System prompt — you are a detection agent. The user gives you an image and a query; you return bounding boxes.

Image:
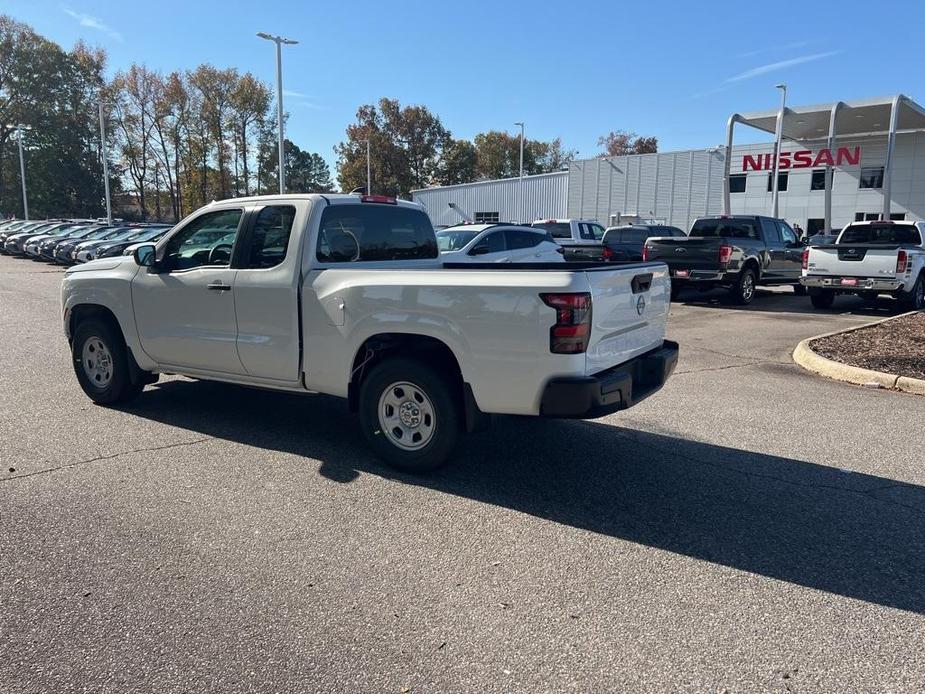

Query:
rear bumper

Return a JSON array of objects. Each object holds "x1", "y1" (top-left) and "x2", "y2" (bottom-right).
[
  {"x1": 800, "y1": 275, "x2": 903, "y2": 291},
  {"x1": 540, "y1": 340, "x2": 679, "y2": 418},
  {"x1": 669, "y1": 269, "x2": 728, "y2": 282}
]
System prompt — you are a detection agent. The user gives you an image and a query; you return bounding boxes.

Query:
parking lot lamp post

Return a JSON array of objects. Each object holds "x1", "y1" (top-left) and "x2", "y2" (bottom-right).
[
  {"x1": 15, "y1": 125, "x2": 29, "y2": 220},
  {"x1": 366, "y1": 138, "x2": 372, "y2": 194},
  {"x1": 99, "y1": 100, "x2": 112, "y2": 224},
  {"x1": 257, "y1": 32, "x2": 299, "y2": 195},
  {"x1": 515, "y1": 122, "x2": 524, "y2": 222},
  {"x1": 771, "y1": 83, "x2": 787, "y2": 218}
]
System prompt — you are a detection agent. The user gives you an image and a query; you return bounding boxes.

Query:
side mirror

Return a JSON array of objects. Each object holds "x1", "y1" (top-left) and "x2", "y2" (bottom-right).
[
  {"x1": 470, "y1": 243, "x2": 490, "y2": 256},
  {"x1": 133, "y1": 243, "x2": 157, "y2": 267}
]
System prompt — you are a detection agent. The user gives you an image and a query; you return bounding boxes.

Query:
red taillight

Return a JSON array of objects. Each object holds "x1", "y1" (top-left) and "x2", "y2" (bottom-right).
[
  {"x1": 897, "y1": 249, "x2": 908, "y2": 274},
  {"x1": 718, "y1": 244, "x2": 733, "y2": 265},
  {"x1": 801, "y1": 248, "x2": 810, "y2": 270},
  {"x1": 540, "y1": 292, "x2": 592, "y2": 354},
  {"x1": 641, "y1": 245, "x2": 649, "y2": 262},
  {"x1": 602, "y1": 246, "x2": 615, "y2": 261},
  {"x1": 360, "y1": 194, "x2": 397, "y2": 204}
]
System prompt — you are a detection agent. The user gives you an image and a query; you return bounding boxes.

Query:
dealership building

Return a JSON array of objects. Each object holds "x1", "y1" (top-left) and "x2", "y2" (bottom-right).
[{"x1": 413, "y1": 95, "x2": 925, "y2": 235}]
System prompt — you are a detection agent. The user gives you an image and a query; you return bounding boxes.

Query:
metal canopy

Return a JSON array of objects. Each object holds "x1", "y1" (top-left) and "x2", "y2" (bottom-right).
[
  {"x1": 723, "y1": 94, "x2": 925, "y2": 229},
  {"x1": 736, "y1": 95, "x2": 925, "y2": 140}
]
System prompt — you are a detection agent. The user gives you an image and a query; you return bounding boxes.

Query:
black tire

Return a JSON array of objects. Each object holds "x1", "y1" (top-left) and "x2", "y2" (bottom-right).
[
  {"x1": 72, "y1": 318, "x2": 145, "y2": 405},
  {"x1": 809, "y1": 289, "x2": 836, "y2": 310},
  {"x1": 899, "y1": 274, "x2": 925, "y2": 311},
  {"x1": 793, "y1": 283, "x2": 808, "y2": 296},
  {"x1": 730, "y1": 267, "x2": 757, "y2": 305},
  {"x1": 358, "y1": 357, "x2": 461, "y2": 473}
]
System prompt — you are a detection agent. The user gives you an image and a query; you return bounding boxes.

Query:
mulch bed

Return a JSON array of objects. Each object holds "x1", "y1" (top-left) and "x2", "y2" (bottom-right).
[{"x1": 811, "y1": 312, "x2": 925, "y2": 380}]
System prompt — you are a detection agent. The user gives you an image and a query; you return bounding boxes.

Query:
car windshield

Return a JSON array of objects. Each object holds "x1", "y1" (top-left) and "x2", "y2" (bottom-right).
[
  {"x1": 839, "y1": 224, "x2": 922, "y2": 245},
  {"x1": 690, "y1": 219, "x2": 759, "y2": 240},
  {"x1": 436, "y1": 229, "x2": 479, "y2": 252},
  {"x1": 532, "y1": 222, "x2": 572, "y2": 239}
]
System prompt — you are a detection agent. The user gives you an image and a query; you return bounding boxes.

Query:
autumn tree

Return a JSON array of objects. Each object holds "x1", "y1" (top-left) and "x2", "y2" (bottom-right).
[
  {"x1": 434, "y1": 139, "x2": 477, "y2": 186},
  {"x1": 598, "y1": 130, "x2": 658, "y2": 157},
  {"x1": 229, "y1": 73, "x2": 270, "y2": 197}
]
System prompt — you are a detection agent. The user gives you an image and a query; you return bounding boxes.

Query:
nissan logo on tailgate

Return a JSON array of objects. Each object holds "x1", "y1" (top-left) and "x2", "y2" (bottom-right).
[
  {"x1": 636, "y1": 295, "x2": 646, "y2": 315},
  {"x1": 675, "y1": 247, "x2": 687, "y2": 253}
]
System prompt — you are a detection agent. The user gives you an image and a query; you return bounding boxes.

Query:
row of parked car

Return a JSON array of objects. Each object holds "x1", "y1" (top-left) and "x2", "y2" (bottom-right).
[
  {"x1": 0, "y1": 218, "x2": 172, "y2": 264},
  {"x1": 434, "y1": 214, "x2": 925, "y2": 310}
]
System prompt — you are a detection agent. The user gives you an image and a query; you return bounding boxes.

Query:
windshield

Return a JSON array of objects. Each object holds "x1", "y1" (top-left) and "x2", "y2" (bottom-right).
[
  {"x1": 532, "y1": 222, "x2": 572, "y2": 239},
  {"x1": 436, "y1": 229, "x2": 479, "y2": 252},
  {"x1": 839, "y1": 224, "x2": 922, "y2": 245},
  {"x1": 690, "y1": 218, "x2": 759, "y2": 240}
]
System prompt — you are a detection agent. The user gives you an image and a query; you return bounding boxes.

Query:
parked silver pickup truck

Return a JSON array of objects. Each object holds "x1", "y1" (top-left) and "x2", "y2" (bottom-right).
[{"x1": 800, "y1": 220, "x2": 925, "y2": 310}]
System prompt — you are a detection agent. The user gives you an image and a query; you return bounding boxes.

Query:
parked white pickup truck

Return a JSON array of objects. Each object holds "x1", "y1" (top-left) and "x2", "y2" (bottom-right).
[
  {"x1": 801, "y1": 220, "x2": 925, "y2": 310},
  {"x1": 62, "y1": 194, "x2": 678, "y2": 472}
]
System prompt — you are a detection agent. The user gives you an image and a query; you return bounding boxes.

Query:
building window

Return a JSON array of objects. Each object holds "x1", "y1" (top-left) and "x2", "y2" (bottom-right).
[
  {"x1": 859, "y1": 166, "x2": 884, "y2": 189},
  {"x1": 890, "y1": 213, "x2": 906, "y2": 221},
  {"x1": 474, "y1": 211, "x2": 500, "y2": 223},
  {"x1": 855, "y1": 212, "x2": 906, "y2": 222},
  {"x1": 810, "y1": 170, "x2": 826, "y2": 191},
  {"x1": 767, "y1": 171, "x2": 788, "y2": 192},
  {"x1": 807, "y1": 218, "x2": 825, "y2": 234},
  {"x1": 729, "y1": 174, "x2": 746, "y2": 193}
]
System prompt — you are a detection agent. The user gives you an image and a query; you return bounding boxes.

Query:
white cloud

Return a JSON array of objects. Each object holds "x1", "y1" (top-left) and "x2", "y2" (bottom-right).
[
  {"x1": 61, "y1": 7, "x2": 124, "y2": 43},
  {"x1": 282, "y1": 89, "x2": 308, "y2": 98},
  {"x1": 725, "y1": 51, "x2": 840, "y2": 83},
  {"x1": 737, "y1": 40, "x2": 809, "y2": 59}
]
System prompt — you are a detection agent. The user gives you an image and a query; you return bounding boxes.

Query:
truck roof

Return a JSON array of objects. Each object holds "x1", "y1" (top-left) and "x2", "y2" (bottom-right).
[{"x1": 204, "y1": 193, "x2": 424, "y2": 211}]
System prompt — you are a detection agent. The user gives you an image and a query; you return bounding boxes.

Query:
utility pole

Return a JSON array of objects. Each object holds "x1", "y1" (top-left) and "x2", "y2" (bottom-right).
[
  {"x1": 16, "y1": 126, "x2": 29, "y2": 220},
  {"x1": 515, "y1": 122, "x2": 525, "y2": 222}
]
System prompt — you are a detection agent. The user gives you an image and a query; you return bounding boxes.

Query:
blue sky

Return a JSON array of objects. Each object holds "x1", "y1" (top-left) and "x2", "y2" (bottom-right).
[{"x1": 7, "y1": 0, "x2": 925, "y2": 172}]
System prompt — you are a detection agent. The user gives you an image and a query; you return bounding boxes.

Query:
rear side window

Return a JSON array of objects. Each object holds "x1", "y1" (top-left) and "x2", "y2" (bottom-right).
[
  {"x1": 839, "y1": 224, "x2": 922, "y2": 245},
  {"x1": 505, "y1": 229, "x2": 543, "y2": 249},
  {"x1": 316, "y1": 204, "x2": 438, "y2": 262},
  {"x1": 532, "y1": 222, "x2": 572, "y2": 239},
  {"x1": 243, "y1": 205, "x2": 296, "y2": 269},
  {"x1": 691, "y1": 219, "x2": 759, "y2": 240},
  {"x1": 620, "y1": 228, "x2": 649, "y2": 244}
]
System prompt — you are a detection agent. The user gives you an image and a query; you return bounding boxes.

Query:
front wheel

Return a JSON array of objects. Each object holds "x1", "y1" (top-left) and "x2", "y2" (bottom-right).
[
  {"x1": 72, "y1": 319, "x2": 145, "y2": 405},
  {"x1": 730, "y1": 268, "x2": 757, "y2": 305},
  {"x1": 358, "y1": 358, "x2": 461, "y2": 473},
  {"x1": 809, "y1": 289, "x2": 836, "y2": 309}
]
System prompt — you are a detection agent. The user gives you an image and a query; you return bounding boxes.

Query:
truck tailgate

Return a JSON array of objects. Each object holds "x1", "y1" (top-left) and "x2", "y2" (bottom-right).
[
  {"x1": 807, "y1": 245, "x2": 900, "y2": 278},
  {"x1": 584, "y1": 263, "x2": 670, "y2": 376},
  {"x1": 645, "y1": 237, "x2": 722, "y2": 271}
]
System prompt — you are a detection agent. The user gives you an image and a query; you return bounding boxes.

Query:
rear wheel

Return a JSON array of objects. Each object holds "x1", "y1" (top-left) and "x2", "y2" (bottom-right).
[
  {"x1": 899, "y1": 274, "x2": 924, "y2": 311},
  {"x1": 809, "y1": 289, "x2": 836, "y2": 310},
  {"x1": 793, "y1": 283, "x2": 807, "y2": 296},
  {"x1": 730, "y1": 267, "x2": 757, "y2": 305},
  {"x1": 72, "y1": 319, "x2": 145, "y2": 405},
  {"x1": 358, "y1": 358, "x2": 461, "y2": 473}
]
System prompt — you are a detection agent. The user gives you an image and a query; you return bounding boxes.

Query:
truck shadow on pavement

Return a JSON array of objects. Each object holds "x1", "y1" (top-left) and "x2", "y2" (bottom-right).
[
  {"x1": 121, "y1": 379, "x2": 925, "y2": 615},
  {"x1": 675, "y1": 288, "x2": 902, "y2": 317}
]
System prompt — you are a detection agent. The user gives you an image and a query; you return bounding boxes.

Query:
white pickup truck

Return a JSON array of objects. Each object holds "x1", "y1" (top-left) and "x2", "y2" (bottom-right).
[
  {"x1": 62, "y1": 194, "x2": 678, "y2": 472},
  {"x1": 801, "y1": 220, "x2": 925, "y2": 310}
]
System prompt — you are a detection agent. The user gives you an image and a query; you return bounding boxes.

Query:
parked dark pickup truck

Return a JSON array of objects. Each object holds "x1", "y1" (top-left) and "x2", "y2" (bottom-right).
[
  {"x1": 563, "y1": 224, "x2": 686, "y2": 262},
  {"x1": 643, "y1": 215, "x2": 805, "y2": 304}
]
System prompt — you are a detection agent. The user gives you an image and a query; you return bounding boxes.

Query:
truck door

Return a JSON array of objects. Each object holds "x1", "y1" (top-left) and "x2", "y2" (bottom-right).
[
  {"x1": 231, "y1": 204, "x2": 302, "y2": 383},
  {"x1": 775, "y1": 220, "x2": 804, "y2": 280},
  {"x1": 760, "y1": 217, "x2": 786, "y2": 280},
  {"x1": 132, "y1": 208, "x2": 246, "y2": 374}
]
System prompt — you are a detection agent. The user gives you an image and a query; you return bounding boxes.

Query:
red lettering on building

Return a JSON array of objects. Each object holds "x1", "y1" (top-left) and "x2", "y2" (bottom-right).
[{"x1": 740, "y1": 147, "x2": 862, "y2": 171}]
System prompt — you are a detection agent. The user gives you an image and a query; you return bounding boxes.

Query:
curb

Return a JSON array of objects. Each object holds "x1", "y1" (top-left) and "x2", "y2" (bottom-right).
[{"x1": 792, "y1": 311, "x2": 925, "y2": 395}]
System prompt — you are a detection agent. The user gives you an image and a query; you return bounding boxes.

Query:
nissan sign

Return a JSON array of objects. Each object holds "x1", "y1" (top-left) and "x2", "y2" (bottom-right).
[{"x1": 742, "y1": 146, "x2": 861, "y2": 171}]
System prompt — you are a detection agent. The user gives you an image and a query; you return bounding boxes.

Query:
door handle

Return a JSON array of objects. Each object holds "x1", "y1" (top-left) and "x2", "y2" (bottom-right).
[{"x1": 207, "y1": 281, "x2": 232, "y2": 291}]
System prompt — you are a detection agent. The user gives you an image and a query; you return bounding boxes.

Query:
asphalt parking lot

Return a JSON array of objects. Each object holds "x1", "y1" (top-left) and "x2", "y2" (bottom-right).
[{"x1": 2, "y1": 255, "x2": 924, "y2": 693}]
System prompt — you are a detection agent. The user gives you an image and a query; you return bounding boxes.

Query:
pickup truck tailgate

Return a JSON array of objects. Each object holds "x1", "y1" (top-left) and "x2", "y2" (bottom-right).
[
  {"x1": 807, "y1": 245, "x2": 900, "y2": 278},
  {"x1": 584, "y1": 263, "x2": 670, "y2": 376},
  {"x1": 645, "y1": 237, "x2": 721, "y2": 271}
]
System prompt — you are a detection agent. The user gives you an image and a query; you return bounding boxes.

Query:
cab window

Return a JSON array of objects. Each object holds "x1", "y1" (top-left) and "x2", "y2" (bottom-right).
[
  {"x1": 162, "y1": 209, "x2": 243, "y2": 271},
  {"x1": 243, "y1": 205, "x2": 296, "y2": 269}
]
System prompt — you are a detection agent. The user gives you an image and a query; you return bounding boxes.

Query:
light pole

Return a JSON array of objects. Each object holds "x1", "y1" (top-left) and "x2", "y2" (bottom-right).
[
  {"x1": 366, "y1": 138, "x2": 372, "y2": 194},
  {"x1": 9, "y1": 125, "x2": 31, "y2": 220},
  {"x1": 771, "y1": 83, "x2": 787, "y2": 218},
  {"x1": 257, "y1": 32, "x2": 299, "y2": 195},
  {"x1": 515, "y1": 122, "x2": 524, "y2": 222},
  {"x1": 98, "y1": 99, "x2": 112, "y2": 224}
]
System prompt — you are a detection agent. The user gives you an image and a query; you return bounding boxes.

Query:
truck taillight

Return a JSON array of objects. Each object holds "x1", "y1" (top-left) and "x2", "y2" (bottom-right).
[
  {"x1": 540, "y1": 292, "x2": 592, "y2": 354},
  {"x1": 641, "y1": 245, "x2": 649, "y2": 262},
  {"x1": 802, "y1": 248, "x2": 810, "y2": 270},
  {"x1": 897, "y1": 249, "x2": 908, "y2": 273},
  {"x1": 718, "y1": 244, "x2": 733, "y2": 265},
  {"x1": 602, "y1": 246, "x2": 615, "y2": 261}
]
